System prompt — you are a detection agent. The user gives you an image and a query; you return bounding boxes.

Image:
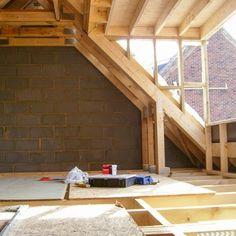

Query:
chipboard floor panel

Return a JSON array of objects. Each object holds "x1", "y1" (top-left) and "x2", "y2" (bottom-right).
[{"x1": 0, "y1": 177, "x2": 67, "y2": 200}]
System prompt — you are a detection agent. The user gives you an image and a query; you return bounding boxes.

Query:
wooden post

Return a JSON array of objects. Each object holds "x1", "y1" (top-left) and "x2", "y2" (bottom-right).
[
  {"x1": 146, "y1": 104, "x2": 156, "y2": 172},
  {"x1": 219, "y1": 123, "x2": 228, "y2": 172},
  {"x1": 141, "y1": 110, "x2": 149, "y2": 171},
  {"x1": 155, "y1": 98, "x2": 165, "y2": 173},
  {"x1": 201, "y1": 40, "x2": 211, "y2": 123},
  {"x1": 205, "y1": 126, "x2": 213, "y2": 171},
  {"x1": 177, "y1": 39, "x2": 185, "y2": 113},
  {"x1": 153, "y1": 38, "x2": 158, "y2": 85},
  {"x1": 127, "y1": 38, "x2": 131, "y2": 59}
]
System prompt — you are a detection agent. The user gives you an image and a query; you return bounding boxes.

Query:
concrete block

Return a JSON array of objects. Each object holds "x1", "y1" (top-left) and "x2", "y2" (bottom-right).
[
  {"x1": 0, "y1": 165, "x2": 12, "y2": 172},
  {"x1": 0, "y1": 103, "x2": 3, "y2": 112},
  {"x1": 16, "y1": 89, "x2": 42, "y2": 101},
  {"x1": 7, "y1": 127, "x2": 30, "y2": 138},
  {"x1": 30, "y1": 127, "x2": 54, "y2": 138},
  {"x1": 0, "y1": 140, "x2": 15, "y2": 150},
  {"x1": 16, "y1": 114, "x2": 40, "y2": 125},
  {"x1": 30, "y1": 78, "x2": 53, "y2": 88},
  {"x1": 65, "y1": 138, "x2": 112, "y2": 150},
  {"x1": 53, "y1": 102, "x2": 77, "y2": 113},
  {"x1": 4, "y1": 102, "x2": 30, "y2": 113},
  {"x1": 0, "y1": 90, "x2": 15, "y2": 101},
  {"x1": 80, "y1": 77, "x2": 104, "y2": 89},
  {"x1": 79, "y1": 101, "x2": 104, "y2": 112},
  {"x1": 159, "y1": 167, "x2": 171, "y2": 177},
  {"x1": 55, "y1": 151, "x2": 78, "y2": 162},
  {"x1": 14, "y1": 164, "x2": 40, "y2": 172},
  {"x1": 5, "y1": 152, "x2": 29, "y2": 163},
  {"x1": 148, "y1": 165, "x2": 157, "y2": 173},
  {"x1": 41, "y1": 139, "x2": 64, "y2": 151},
  {"x1": 0, "y1": 65, "x2": 16, "y2": 76},
  {"x1": 30, "y1": 102, "x2": 53, "y2": 113},
  {"x1": 31, "y1": 53, "x2": 56, "y2": 64},
  {"x1": 15, "y1": 52, "x2": 31, "y2": 64},
  {"x1": 78, "y1": 150, "x2": 105, "y2": 162},
  {"x1": 15, "y1": 140, "x2": 39, "y2": 151},
  {"x1": 54, "y1": 78, "x2": 78, "y2": 88},
  {"x1": 30, "y1": 152, "x2": 55, "y2": 163},
  {"x1": 79, "y1": 126, "x2": 103, "y2": 137},
  {"x1": 42, "y1": 114, "x2": 65, "y2": 125},
  {"x1": 55, "y1": 126, "x2": 80, "y2": 137},
  {"x1": 0, "y1": 114, "x2": 16, "y2": 125},
  {"x1": 17, "y1": 65, "x2": 42, "y2": 76},
  {"x1": 5, "y1": 78, "x2": 29, "y2": 89},
  {"x1": 42, "y1": 64, "x2": 65, "y2": 77}
]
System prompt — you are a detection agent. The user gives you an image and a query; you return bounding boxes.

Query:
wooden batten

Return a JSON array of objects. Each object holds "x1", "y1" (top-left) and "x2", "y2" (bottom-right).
[
  {"x1": 219, "y1": 123, "x2": 228, "y2": 172},
  {"x1": 146, "y1": 105, "x2": 155, "y2": 172}
]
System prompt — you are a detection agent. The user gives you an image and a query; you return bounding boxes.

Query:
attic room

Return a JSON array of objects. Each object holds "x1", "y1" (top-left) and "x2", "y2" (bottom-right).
[{"x1": 0, "y1": 0, "x2": 236, "y2": 235}]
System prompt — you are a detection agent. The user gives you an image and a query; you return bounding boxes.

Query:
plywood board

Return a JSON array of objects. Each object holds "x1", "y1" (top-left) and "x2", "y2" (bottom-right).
[
  {"x1": 69, "y1": 173, "x2": 214, "y2": 199},
  {"x1": 0, "y1": 177, "x2": 67, "y2": 200},
  {"x1": 7, "y1": 205, "x2": 142, "y2": 236}
]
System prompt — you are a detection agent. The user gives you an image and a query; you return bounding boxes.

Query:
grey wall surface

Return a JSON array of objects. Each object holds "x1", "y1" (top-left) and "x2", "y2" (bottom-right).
[
  {"x1": 0, "y1": 47, "x2": 193, "y2": 172},
  {"x1": 0, "y1": 47, "x2": 142, "y2": 172}
]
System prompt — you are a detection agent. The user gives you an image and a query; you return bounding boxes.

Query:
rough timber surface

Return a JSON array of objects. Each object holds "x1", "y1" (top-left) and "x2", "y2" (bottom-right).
[
  {"x1": 0, "y1": 177, "x2": 67, "y2": 200},
  {"x1": 69, "y1": 173, "x2": 214, "y2": 199},
  {"x1": 6, "y1": 205, "x2": 142, "y2": 236}
]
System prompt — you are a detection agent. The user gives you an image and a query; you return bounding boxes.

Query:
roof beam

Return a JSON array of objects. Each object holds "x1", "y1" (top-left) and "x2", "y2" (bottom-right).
[
  {"x1": 179, "y1": 0, "x2": 212, "y2": 36},
  {"x1": 154, "y1": 0, "x2": 182, "y2": 36},
  {"x1": 64, "y1": 0, "x2": 84, "y2": 15},
  {"x1": 3, "y1": 0, "x2": 32, "y2": 9},
  {"x1": 83, "y1": 0, "x2": 93, "y2": 33},
  {"x1": 52, "y1": 0, "x2": 60, "y2": 20},
  {"x1": 0, "y1": 0, "x2": 11, "y2": 8},
  {"x1": 129, "y1": 0, "x2": 149, "y2": 35},
  {"x1": 201, "y1": 0, "x2": 236, "y2": 40},
  {"x1": 0, "y1": 11, "x2": 56, "y2": 21},
  {"x1": 37, "y1": 0, "x2": 54, "y2": 10},
  {"x1": 105, "y1": 0, "x2": 116, "y2": 35}
]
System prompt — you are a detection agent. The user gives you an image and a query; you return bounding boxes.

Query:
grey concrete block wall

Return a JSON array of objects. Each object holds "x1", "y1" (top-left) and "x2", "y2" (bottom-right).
[
  {"x1": 0, "y1": 46, "x2": 192, "y2": 172},
  {"x1": 0, "y1": 47, "x2": 142, "y2": 172}
]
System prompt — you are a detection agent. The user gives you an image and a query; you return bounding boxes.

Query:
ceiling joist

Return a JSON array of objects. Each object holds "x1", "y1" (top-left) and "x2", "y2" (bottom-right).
[
  {"x1": 179, "y1": 0, "x2": 213, "y2": 36},
  {"x1": 52, "y1": 0, "x2": 60, "y2": 20},
  {"x1": 201, "y1": 0, "x2": 236, "y2": 40},
  {"x1": 154, "y1": 0, "x2": 182, "y2": 36},
  {"x1": 129, "y1": 0, "x2": 149, "y2": 35},
  {"x1": 105, "y1": 0, "x2": 116, "y2": 35}
]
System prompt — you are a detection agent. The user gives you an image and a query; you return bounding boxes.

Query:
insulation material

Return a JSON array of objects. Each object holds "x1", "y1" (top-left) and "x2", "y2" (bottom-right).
[{"x1": 7, "y1": 205, "x2": 142, "y2": 236}]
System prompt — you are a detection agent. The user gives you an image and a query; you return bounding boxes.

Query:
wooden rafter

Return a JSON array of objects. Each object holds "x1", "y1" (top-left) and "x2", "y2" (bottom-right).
[
  {"x1": 83, "y1": 0, "x2": 93, "y2": 33},
  {"x1": 0, "y1": 0, "x2": 11, "y2": 8},
  {"x1": 201, "y1": 0, "x2": 236, "y2": 39},
  {"x1": 105, "y1": 0, "x2": 116, "y2": 35},
  {"x1": 37, "y1": 0, "x2": 54, "y2": 10},
  {"x1": 64, "y1": 0, "x2": 84, "y2": 15},
  {"x1": 154, "y1": 0, "x2": 182, "y2": 36},
  {"x1": 0, "y1": 11, "x2": 56, "y2": 21},
  {"x1": 3, "y1": 0, "x2": 32, "y2": 9},
  {"x1": 179, "y1": 0, "x2": 212, "y2": 36},
  {"x1": 129, "y1": 0, "x2": 149, "y2": 35},
  {"x1": 52, "y1": 0, "x2": 60, "y2": 20}
]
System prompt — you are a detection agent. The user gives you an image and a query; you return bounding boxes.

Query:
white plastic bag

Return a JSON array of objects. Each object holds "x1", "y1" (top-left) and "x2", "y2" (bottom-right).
[{"x1": 65, "y1": 166, "x2": 88, "y2": 184}]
